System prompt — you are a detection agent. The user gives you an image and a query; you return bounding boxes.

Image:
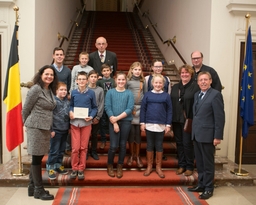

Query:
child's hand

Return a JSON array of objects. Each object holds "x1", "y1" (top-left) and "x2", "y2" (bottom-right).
[
  {"x1": 92, "y1": 118, "x2": 99, "y2": 124},
  {"x1": 113, "y1": 123, "x2": 119, "y2": 133},
  {"x1": 140, "y1": 124, "x2": 145, "y2": 132},
  {"x1": 69, "y1": 112, "x2": 74, "y2": 120},
  {"x1": 51, "y1": 131, "x2": 55, "y2": 138},
  {"x1": 85, "y1": 116, "x2": 93, "y2": 122},
  {"x1": 110, "y1": 116, "x2": 118, "y2": 124},
  {"x1": 164, "y1": 126, "x2": 170, "y2": 134}
]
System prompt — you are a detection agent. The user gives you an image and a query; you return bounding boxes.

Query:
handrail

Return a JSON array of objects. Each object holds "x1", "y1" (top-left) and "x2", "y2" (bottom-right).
[{"x1": 134, "y1": 3, "x2": 186, "y2": 64}]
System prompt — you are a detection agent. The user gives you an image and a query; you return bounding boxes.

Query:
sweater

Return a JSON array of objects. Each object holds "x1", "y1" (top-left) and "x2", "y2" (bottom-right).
[
  {"x1": 97, "y1": 77, "x2": 116, "y2": 96},
  {"x1": 126, "y1": 75, "x2": 144, "y2": 105},
  {"x1": 140, "y1": 91, "x2": 172, "y2": 125},
  {"x1": 70, "y1": 88, "x2": 98, "y2": 127},
  {"x1": 70, "y1": 64, "x2": 94, "y2": 91},
  {"x1": 52, "y1": 96, "x2": 70, "y2": 133},
  {"x1": 88, "y1": 85, "x2": 104, "y2": 120},
  {"x1": 104, "y1": 88, "x2": 134, "y2": 121},
  {"x1": 53, "y1": 64, "x2": 71, "y2": 92}
]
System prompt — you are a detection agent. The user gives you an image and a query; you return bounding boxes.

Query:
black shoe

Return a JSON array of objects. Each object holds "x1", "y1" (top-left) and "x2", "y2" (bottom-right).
[
  {"x1": 70, "y1": 170, "x2": 77, "y2": 179},
  {"x1": 78, "y1": 171, "x2": 84, "y2": 180},
  {"x1": 199, "y1": 191, "x2": 213, "y2": 199},
  {"x1": 91, "y1": 152, "x2": 99, "y2": 160},
  {"x1": 187, "y1": 186, "x2": 205, "y2": 192}
]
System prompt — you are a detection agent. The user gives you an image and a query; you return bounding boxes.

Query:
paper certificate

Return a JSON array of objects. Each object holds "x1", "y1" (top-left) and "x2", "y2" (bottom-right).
[{"x1": 74, "y1": 107, "x2": 88, "y2": 119}]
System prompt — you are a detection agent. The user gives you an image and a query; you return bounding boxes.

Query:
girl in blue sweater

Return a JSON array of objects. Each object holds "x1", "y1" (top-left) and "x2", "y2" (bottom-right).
[
  {"x1": 105, "y1": 72, "x2": 134, "y2": 178},
  {"x1": 140, "y1": 74, "x2": 172, "y2": 178}
]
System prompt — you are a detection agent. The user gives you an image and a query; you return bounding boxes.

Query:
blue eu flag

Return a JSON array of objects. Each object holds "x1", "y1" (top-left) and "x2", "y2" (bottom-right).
[{"x1": 240, "y1": 26, "x2": 254, "y2": 138}]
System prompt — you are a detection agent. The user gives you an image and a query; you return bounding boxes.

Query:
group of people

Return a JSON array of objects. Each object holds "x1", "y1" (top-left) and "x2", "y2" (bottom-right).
[{"x1": 22, "y1": 35, "x2": 225, "y2": 201}]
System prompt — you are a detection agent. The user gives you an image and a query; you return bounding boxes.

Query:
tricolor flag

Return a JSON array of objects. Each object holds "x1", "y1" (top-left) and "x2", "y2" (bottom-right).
[
  {"x1": 3, "y1": 25, "x2": 24, "y2": 151},
  {"x1": 240, "y1": 26, "x2": 255, "y2": 138}
]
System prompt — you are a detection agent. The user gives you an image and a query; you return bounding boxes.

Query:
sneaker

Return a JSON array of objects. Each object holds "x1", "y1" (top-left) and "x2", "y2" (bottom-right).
[
  {"x1": 55, "y1": 166, "x2": 68, "y2": 175},
  {"x1": 70, "y1": 170, "x2": 77, "y2": 179},
  {"x1": 48, "y1": 169, "x2": 56, "y2": 180},
  {"x1": 78, "y1": 171, "x2": 84, "y2": 180}
]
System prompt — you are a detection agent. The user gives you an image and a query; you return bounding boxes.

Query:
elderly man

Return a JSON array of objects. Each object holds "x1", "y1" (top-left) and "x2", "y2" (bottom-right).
[
  {"x1": 191, "y1": 51, "x2": 222, "y2": 92},
  {"x1": 188, "y1": 71, "x2": 225, "y2": 200},
  {"x1": 88, "y1": 37, "x2": 117, "y2": 77}
]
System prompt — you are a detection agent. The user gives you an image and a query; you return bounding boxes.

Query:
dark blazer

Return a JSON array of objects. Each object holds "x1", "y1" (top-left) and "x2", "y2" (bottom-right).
[
  {"x1": 88, "y1": 50, "x2": 117, "y2": 76},
  {"x1": 192, "y1": 87, "x2": 225, "y2": 143}
]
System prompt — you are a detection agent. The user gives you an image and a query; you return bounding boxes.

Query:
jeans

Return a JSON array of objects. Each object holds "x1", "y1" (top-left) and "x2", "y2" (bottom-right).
[
  {"x1": 107, "y1": 120, "x2": 131, "y2": 165},
  {"x1": 172, "y1": 122, "x2": 194, "y2": 170},
  {"x1": 46, "y1": 131, "x2": 68, "y2": 170},
  {"x1": 145, "y1": 130, "x2": 164, "y2": 152}
]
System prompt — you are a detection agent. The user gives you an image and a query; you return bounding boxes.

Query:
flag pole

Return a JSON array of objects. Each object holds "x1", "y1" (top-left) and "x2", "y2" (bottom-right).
[
  {"x1": 230, "y1": 13, "x2": 251, "y2": 177},
  {"x1": 11, "y1": 5, "x2": 29, "y2": 176}
]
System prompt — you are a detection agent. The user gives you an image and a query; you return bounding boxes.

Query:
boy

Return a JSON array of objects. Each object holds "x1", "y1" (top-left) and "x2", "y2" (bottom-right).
[
  {"x1": 87, "y1": 70, "x2": 104, "y2": 160},
  {"x1": 69, "y1": 71, "x2": 98, "y2": 180},
  {"x1": 96, "y1": 64, "x2": 116, "y2": 149},
  {"x1": 70, "y1": 51, "x2": 93, "y2": 92}
]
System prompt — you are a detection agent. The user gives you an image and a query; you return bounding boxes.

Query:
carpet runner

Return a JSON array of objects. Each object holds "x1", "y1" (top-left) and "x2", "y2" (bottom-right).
[{"x1": 52, "y1": 186, "x2": 209, "y2": 205}]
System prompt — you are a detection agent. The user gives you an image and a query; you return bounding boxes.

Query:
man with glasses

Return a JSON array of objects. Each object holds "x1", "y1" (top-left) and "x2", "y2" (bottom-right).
[{"x1": 191, "y1": 51, "x2": 222, "y2": 92}]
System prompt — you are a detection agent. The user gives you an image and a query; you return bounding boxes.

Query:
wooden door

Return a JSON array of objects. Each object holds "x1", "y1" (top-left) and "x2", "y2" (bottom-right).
[{"x1": 235, "y1": 42, "x2": 256, "y2": 164}]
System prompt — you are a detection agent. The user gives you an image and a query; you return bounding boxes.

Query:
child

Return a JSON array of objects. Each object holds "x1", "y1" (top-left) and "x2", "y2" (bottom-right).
[
  {"x1": 70, "y1": 51, "x2": 93, "y2": 92},
  {"x1": 46, "y1": 82, "x2": 70, "y2": 180},
  {"x1": 140, "y1": 74, "x2": 172, "y2": 178},
  {"x1": 96, "y1": 64, "x2": 116, "y2": 149},
  {"x1": 126, "y1": 62, "x2": 144, "y2": 168},
  {"x1": 105, "y1": 72, "x2": 134, "y2": 178},
  {"x1": 87, "y1": 70, "x2": 104, "y2": 160},
  {"x1": 69, "y1": 71, "x2": 98, "y2": 180}
]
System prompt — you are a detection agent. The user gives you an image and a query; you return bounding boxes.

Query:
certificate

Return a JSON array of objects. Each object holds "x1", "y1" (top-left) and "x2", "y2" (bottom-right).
[{"x1": 74, "y1": 107, "x2": 88, "y2": 119}]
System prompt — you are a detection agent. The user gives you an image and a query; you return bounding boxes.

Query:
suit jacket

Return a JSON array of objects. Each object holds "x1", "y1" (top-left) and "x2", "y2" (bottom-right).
[
  {"x1": 88, "y1": 50, "x2": 117, "y2": 76},
  {"x1": 192, "y1": 87, "x2": 225, "y2": 143},
  {"x1": 22, "y1": 84, "x2": 56, "y2": 130}
]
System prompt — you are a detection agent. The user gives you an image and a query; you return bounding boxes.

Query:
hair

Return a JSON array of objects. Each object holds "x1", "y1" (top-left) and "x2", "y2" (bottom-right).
[
  {"x1": 178, "y1": 64, "x2": 195, "y2": 77},
  {"x1": 197, "y1": 71, "x2": 212, "y2": 80},
  {"x1": 151, "y1": 59, "x2": 164, "y2": 67},
  {"x1": 115, "y1": 71, "x2": 127, "y2": 79},
  {"x1": 101, "y1": 63, "x2": 112, "y2": 71},
  {"x1": 191, "y1": 51, "x2": 203, "y2": 58},
  {"x1": 88, "y1": 70, "x2": 99, "y2": 78},
  {"x1": 151, "y1": 74, "x2": 166, "y2": 85},
  {"x1": 76, "y1": 71, "x2": 87, "y2": 79},
  {"x1": 79, "y1": 51, "x2": 89, "y2": 58},
  {"x1": 53, "y1": 47, "x2": 65, "y2": 55},
  {"x1": 127, "y1": 62, "x2": 144, "y2": 82},
  {"x1": 32, "y1": 65, "x2": 58, "y2": 91},
  {"x1": 56, "y1": 82, "x2": 67, "y2": 90}
]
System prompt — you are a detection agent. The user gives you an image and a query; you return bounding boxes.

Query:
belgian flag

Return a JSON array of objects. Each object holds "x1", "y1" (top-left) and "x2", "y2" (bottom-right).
[{"x1": 3, "y1": 25, "x2": 24, "y2": 151}]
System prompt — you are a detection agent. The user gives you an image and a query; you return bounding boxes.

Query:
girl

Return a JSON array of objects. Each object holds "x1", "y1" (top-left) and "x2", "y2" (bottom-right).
[
  {"x1": 105, "y1": 72, "x2": 134, "y2": 178},
  {"x1": 140, "y1": 74, "x2": 172, "y2": 178},
  {"x1": 46, "y1": 82, "x2": 70, "y2": 180},
  {"x1": 69, "y1": 71, "x2": 98, "y2": 180},
  {"x1": 126, "y1": 62, "x2": 144, "y2": 168}
]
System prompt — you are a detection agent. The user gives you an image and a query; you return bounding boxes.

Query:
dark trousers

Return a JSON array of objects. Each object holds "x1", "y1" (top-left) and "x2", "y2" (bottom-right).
[
  {"x1": 145, "y1": 130, "x2": 164, "y2": 152},
  {"x1": 128, "y1": 124, "x2": 141, "y2": 144},
  {"x1": 99, "y1": 111, "x2": 109, "y2": 143},
  {"x1": 91, "y1": 123, "x2": 100, "y2": 153},
  {"x1": 194, "y1": 140, "x2": 215, "y2": 192},
  {"x1": 172, "y1": 122, "x2": 194, "y2": 170}
]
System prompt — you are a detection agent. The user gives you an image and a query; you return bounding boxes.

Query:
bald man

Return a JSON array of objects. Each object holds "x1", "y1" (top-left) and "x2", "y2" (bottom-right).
[
  {"x1": 191, "y1": 51, "x2": 222, "y2": 92},
  {"x1": 88, "y1": 37, "x2": 118, "y2": 77}
]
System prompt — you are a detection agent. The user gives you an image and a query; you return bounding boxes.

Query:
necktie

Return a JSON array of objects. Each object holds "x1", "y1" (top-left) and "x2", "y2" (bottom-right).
[
  {"x1": 199, "y1": 92, "x2": 204, "y2": 100},
  {"x1": 100, "y1": 54, "x2": 104, "y2": 63}
]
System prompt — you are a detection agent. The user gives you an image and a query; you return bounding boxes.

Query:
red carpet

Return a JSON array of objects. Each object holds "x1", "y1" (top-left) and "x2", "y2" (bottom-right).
[{"x1": 52, "y1": 186, "x2": 209, "y2": 205}]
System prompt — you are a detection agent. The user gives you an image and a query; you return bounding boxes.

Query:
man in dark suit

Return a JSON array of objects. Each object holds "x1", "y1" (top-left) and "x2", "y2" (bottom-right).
[
  {"x1": 88, "y1": 37, "x2": 117, "y2": 77},
  {"x1": 191, "y1": 51, "x2": 222, "y2": 92},
  {"x1": 188, "y1": 71, "x2": 225, "y2": 200}
]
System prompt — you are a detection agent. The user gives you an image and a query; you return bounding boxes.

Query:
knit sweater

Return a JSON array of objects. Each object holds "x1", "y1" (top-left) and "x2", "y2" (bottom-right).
[
  {"x1": 126, "y1": 75, "x2": 144, "y2": 105},
  {"x1": 104, "y1": 88, "x2": 134, "y2": 121},
  {"x1": 140, "y1": 91, "x2": 172, "y2": 125},
  {"x1": 52, "y1": 96, "x2": 70, "y2": 133},
  {"x1": 88, "y1": 85, "x2": 104, "y2": 120},
  {"x1": 70, "y1": 64, "x2": 94, "y2": 91},
  {"x1": 97, "y1": 77, "x2": 116, "y2": 96},
  {"x1": 53, "y1": 64, "x2": 71, "y2": 92}
]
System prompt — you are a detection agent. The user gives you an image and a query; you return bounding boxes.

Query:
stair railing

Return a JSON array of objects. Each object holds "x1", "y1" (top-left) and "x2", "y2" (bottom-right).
[{"x1": 134, "y1": 3, "x2": 186, "y2": 64}]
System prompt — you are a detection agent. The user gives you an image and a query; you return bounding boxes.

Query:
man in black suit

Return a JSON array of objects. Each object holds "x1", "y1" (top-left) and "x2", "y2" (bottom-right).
[
  {"x1": 88, "y1": 37, "x2": 117, "y2": 77},
  {"x1": 188, "y1": 71, "x2": 225, "y2": 200},
  {"x1": 191, "y1": 51, "x2": 222, "y2": 92}
]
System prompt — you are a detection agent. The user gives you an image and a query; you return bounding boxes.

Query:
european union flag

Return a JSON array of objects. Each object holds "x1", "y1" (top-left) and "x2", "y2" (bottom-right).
[{"x1": 240, "y1": 26, "x2": 254, "y2": 138}]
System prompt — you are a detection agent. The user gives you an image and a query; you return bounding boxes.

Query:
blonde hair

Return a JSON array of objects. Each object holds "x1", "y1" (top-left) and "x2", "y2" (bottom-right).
[
  {"x1": 127, "y1": 62, "x2": 144, "y2": 82},
  {"x1": 151, "y1": 74, "x2": 166, "y2": 85}
]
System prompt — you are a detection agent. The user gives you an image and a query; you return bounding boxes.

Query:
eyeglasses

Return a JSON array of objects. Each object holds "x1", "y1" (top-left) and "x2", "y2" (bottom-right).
[
  {"x1": 77, "y1": 78, "x2": 87, "y2": 81},
  {"x1": 154, "y1": 66, "x2": 163, "y2": 69},
  {"x1": 191, "y1": 57, "x2": 202, "y2": 61}
]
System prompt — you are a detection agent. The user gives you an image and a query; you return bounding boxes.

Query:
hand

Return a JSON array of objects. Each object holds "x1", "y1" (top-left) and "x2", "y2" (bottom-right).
[
  {"x1": 140, "y1": 124, "x2": 145, "y2": 132},
  {"x1": 213, "y1": 138, "x2": 221, "y2": 146},
  {"x1": 164, "y1": 126, "x2": 170, "y2": 134},
  {"x1": 85, "y1": 116, "x2": 93, "y2": 122},
  {"x1": 113, "y1": 123, "x2": 120, "y2": 133},
  {"x1": 51, "y1": 131, "x2": 55, "y2": 138},
  {"x1": 69, "y1": 112, "x2": 74, "y2": 120},
  {"x1": 110, "y1": 116, "x2": 118, "y2": 124},
  {"x1": 92, "y1": 118, "x2": 99, "y2": 124}
]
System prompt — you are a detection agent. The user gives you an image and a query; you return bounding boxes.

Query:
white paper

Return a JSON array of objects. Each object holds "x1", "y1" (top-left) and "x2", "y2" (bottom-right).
[{"x1": 74, "y1": 107, "x2": 88, "y2": 119}]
